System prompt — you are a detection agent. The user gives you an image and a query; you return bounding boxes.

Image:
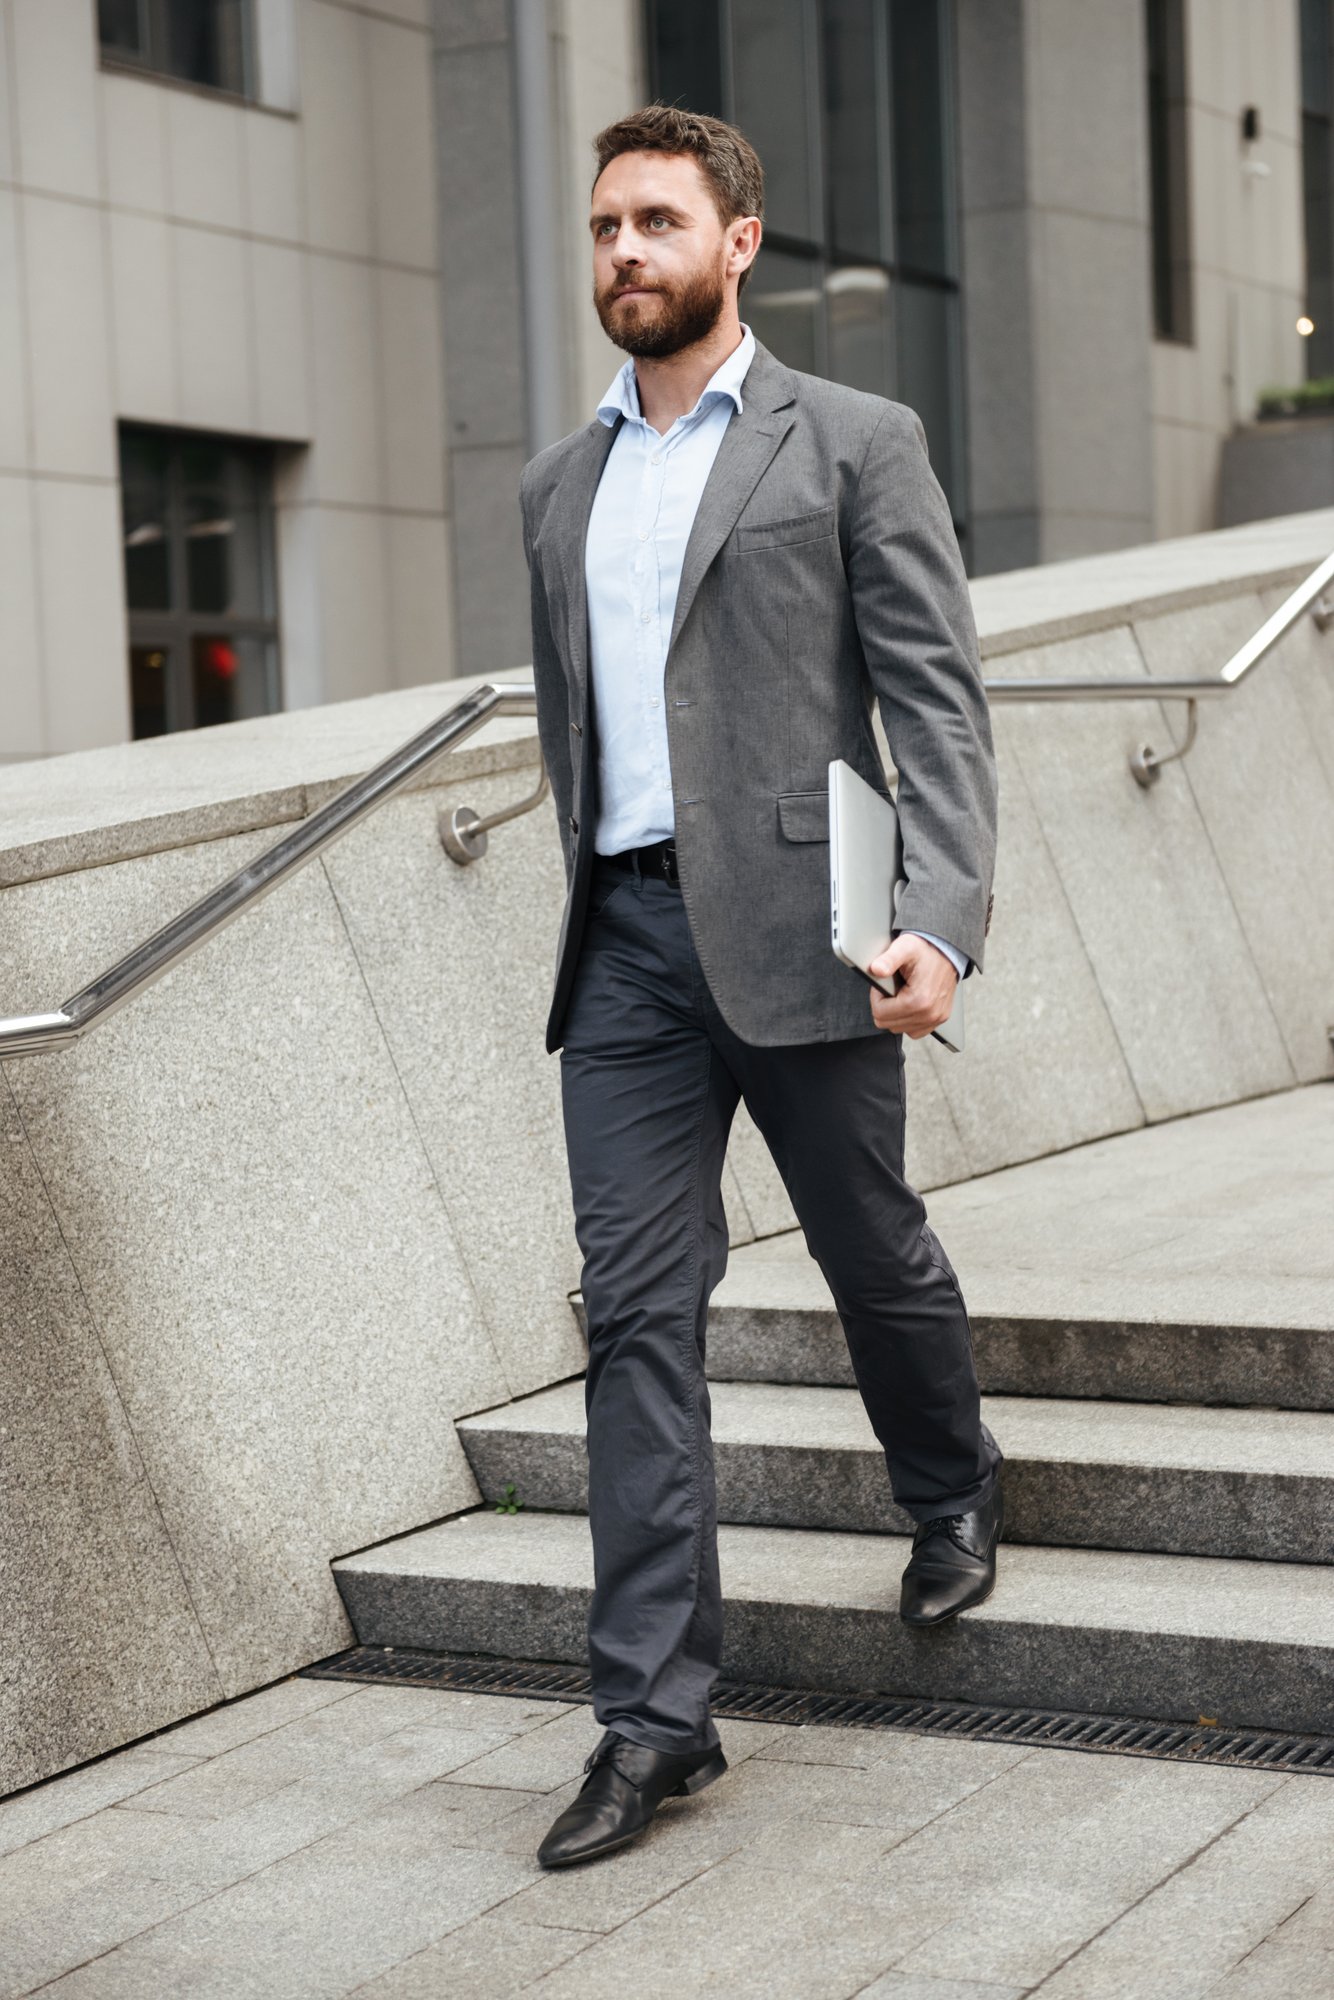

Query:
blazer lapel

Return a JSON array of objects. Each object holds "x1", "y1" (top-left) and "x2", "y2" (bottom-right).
[
  {"x1": 667, "y1": 341, "x2": 796, "y2": 655},
  {"x1": 545, "y1": 413, "x2": 624, "y2": 703},
  {"x1": 542, "y1": 339, "x2": 796, "y2": 690}
]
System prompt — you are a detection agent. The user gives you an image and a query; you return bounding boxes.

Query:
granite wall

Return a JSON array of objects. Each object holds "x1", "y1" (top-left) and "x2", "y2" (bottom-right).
[{"x1": 2, "y1": 517, "x2": 1333, "y2": 1795}]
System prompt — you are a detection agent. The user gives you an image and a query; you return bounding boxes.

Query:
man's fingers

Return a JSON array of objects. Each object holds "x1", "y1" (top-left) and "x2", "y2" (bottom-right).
[
  {"x1": 869, "y1": 978, "x2": 933, "y2": 1028},
  {"x1": 868, "y1": 933, "x2": 914, "y2": 979},
  {"x1": 870, "y1": 987, "x2": 937, "y2": 1036},
  {"x1": 866, "y1": 931, "x2": 958, "y2": 1035}
]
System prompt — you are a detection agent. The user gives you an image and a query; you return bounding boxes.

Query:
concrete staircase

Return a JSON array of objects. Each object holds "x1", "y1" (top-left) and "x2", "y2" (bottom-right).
[{"x1": 333, "y1": 1085, "x2": 1334, "y2": 1738}]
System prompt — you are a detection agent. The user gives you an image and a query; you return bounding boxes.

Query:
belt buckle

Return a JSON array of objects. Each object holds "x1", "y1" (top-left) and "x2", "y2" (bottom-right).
[{"x1": 660, "y1": 840, "x2": 677, "y2": 883}]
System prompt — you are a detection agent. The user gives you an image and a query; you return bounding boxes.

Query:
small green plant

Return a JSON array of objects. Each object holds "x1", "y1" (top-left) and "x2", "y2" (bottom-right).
[
  {"x1": 495, "y1": 1481, "x2": 524, "y2": 1515},
  {"x1": 1256, "y1": 374, "x2": 1334, "y2": 418}
]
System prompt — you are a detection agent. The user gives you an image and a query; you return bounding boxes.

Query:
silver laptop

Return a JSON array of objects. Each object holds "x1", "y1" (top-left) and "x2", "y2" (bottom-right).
[{"x1": 828, "y1": 757, "x2": 965, "y2": 1054}]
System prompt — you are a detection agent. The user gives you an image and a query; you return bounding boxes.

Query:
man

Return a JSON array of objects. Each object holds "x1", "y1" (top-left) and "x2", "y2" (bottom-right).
[{"x1": 519, "y1": 104, "x2": 1002, "y2": 1871}]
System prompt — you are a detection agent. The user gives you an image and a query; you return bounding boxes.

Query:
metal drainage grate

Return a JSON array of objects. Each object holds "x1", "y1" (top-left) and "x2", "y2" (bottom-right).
[{"x1": 300, "y1": 1647, "x2": 1334, "y2": 1776}]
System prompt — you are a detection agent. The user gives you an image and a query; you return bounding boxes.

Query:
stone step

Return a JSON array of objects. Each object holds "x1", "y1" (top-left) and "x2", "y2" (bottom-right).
[
  {"x1": 456, "y1": 1377, "x2": 1334, "y2": 1564},
  {"x1": 681, "y1": 1074, "x2": 1334, "y2": 1413},
  {"x1": 332, "y1": 1508, "x2": 1334, "y2": 1737},
  {"x1": 577, "y1": 1263, "x2": 1334, "y2": 1411}
]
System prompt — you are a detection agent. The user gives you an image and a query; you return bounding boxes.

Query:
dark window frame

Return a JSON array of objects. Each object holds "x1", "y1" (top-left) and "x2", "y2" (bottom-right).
[
  {"x1": 1301, "y1": 0, "x2": 1334, "y2": 379},
  {"x1": 96, "y1": 0, "x2": 256, "y2": 103},
  {"x1": 119, "y1": 422, "x2": 282, "y2": 740},
  {"x1": 1146, "y1": 0, "x2": 1194, "y2": 345},
  {"x1": 645, "y1": 0, "x2": 969, "y2": 552}
]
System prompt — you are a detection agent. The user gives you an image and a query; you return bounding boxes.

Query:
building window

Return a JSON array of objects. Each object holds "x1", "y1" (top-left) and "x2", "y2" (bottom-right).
[
  {"x1": 1302, "y1": 0, "x2": 1334, "y2": 378},
  {"x1": 645, "y1": 0, "x2": 969, "y2": 552},
  {"x1": 98, "y1": 0, "x2": 254, "y2": 100},
  {"x1": 119, "y1": 426, "x2": 282, "y2": 740},
  {"x1": 1146, "y1": 0, "x2": 1193, "y2": 343}
]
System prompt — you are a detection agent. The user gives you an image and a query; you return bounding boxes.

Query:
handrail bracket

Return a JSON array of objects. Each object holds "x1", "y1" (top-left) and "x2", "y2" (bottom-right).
[
  {"x1": 1129, "y1": 697, "x2": 1199, "y2": 789},
  {"x1": 439, "y1": 758, "x2": 551, "y2": 864}
]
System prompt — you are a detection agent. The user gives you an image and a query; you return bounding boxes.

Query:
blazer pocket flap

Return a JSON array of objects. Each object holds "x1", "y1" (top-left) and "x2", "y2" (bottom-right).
[
  {"x1": 777, "y1": 790, "x2": 831, "y2": 841},
  {"x1": 738, "y1": 503, "x2": 836, "y2": 552}
]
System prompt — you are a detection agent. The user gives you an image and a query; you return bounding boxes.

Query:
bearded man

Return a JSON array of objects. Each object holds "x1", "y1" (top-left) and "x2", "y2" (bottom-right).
[{"x1": 518, "y1": 102, "x2": 1003, "y2": 1870}]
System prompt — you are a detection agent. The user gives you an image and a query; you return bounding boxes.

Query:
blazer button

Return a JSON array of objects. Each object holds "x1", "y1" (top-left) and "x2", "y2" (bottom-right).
[{"x1": 569, "y1": 814, "x2": 579, "y2": 835}]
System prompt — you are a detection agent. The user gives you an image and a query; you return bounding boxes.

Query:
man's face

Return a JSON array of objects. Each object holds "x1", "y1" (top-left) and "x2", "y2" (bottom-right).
[{"x1": 590, "y1": 151, "x2": 740, "y2": 358}]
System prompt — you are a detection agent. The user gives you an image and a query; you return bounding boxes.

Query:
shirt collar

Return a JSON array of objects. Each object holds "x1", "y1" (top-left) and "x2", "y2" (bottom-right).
[{"x1": 595, "y1": 322, "x2": 756, "y2": 428}]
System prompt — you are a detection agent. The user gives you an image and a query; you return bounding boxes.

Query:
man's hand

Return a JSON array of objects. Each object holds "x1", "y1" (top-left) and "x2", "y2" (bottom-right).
[{"x1": 867, "y1": 933, "x2": 959, "y2": 1037}]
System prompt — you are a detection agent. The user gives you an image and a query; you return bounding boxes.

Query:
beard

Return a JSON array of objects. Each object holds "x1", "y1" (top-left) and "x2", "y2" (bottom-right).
[{"x1": 594, "y1": 258, "x2": 728, "y2": 358}]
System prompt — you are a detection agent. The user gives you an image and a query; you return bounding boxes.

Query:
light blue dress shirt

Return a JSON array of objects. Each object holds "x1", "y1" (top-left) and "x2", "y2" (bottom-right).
[{"x1": 585, "y1": 323, "x2": 968, "y2": 982}]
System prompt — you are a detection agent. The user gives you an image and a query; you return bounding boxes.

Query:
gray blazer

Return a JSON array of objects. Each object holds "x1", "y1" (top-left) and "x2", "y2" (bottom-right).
[{"x1": 519, "y1": 336, "x2": 997, "y2": 1055}]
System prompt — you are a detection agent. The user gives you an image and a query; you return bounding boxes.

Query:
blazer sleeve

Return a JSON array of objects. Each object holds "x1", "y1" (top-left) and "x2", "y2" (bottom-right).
[
  {"x1": 845, "y1": 403, "x2": 997, "y2": 972},
  {"x1": 520, "y1": 475, "x2": 576, "y2": 886}
]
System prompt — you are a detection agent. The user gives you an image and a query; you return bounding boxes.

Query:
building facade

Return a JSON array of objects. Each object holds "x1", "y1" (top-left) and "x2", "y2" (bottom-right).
[
  {"x1": 2, "y1": 0, "x2": 450, "y2": 761},
  {"x1": 0, "y1": 0, "x2": 1323, "y2": 757}
]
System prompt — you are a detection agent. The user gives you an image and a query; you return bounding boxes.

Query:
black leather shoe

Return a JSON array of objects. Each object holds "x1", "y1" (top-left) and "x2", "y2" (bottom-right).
[
  {"x1": 536, "y1": 1727, "x2": 728, "y2": 1868},
  {"x1": 900, "y1": 1477, "x2": 1004, "y2": 1626}
]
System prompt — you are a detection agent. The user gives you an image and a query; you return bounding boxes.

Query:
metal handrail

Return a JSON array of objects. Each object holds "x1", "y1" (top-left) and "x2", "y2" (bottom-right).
[
  {"x1": 982, "y1": 547, "x2": 1334, "y2": 784},
  {"x1": 0, "y1": 681, "x2": 538, "y2": 1061},
  {"x1": 4, "y1": 549, "x2": 1329, "y2": 1061}
]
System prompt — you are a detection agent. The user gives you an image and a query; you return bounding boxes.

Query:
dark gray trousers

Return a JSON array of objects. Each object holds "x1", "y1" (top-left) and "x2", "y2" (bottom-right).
[{"x1": 559, "y1": 854, "x2": 1003, "y2": 1756}]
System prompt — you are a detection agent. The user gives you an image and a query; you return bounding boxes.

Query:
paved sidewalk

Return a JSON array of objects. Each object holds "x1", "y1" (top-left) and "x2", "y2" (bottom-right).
[{"x1": 2, "y1": 1676, "x2": 1334, "y2": 1997}]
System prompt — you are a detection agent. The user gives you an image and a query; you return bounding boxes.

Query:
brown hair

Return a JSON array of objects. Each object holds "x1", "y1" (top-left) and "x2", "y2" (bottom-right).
[{"x1": 591, "y1": 103, "x2": 764, "y2": 295}]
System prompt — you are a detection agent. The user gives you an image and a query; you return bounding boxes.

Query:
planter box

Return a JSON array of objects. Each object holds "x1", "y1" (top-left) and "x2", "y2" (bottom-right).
[
  {"x1": 1219, "y1": 411, "x2": 1334, "y2": 526},
  {"x1": 1256, "y1": 397, "x2": 1334, "y2": 418}
]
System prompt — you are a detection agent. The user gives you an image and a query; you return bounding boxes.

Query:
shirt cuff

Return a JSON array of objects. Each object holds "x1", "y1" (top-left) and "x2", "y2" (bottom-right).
[{"x1": 901, "y1": 929, "x2": 968, "y2": 980}]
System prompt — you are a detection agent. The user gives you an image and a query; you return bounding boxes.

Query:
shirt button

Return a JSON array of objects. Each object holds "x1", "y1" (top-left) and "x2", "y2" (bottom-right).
[
  {"x1": 638, "y1": 529, "x2": 649, "y2": 540},
  {"x1": 649, "y1": 697, "x2": 660, "y2": 708},
  {"x1": 651, "y1": 452, "x2": 663, "y2": 465}
]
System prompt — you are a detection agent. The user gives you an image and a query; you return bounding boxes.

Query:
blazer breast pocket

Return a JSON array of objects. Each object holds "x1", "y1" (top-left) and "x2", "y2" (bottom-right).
[{"x1": 737, "y1": 502, "x2": 836, "y2": 554}]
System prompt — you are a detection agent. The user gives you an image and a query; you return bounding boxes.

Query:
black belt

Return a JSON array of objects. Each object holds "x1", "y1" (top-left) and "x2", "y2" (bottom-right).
[{"x1": 595, "y1": 837, "x2": 679, "y2": 884}]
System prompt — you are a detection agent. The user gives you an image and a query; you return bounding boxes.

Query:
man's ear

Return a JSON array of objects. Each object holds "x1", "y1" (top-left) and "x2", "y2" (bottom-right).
[{"x1": 728, "y1": 215, "x2": 761, "y2": 281}]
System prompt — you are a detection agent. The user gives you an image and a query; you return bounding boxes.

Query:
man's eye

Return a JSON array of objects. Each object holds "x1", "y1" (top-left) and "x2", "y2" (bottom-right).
[{"x1": 649, "y1": 216, "x2": 669, "y2": 229}]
